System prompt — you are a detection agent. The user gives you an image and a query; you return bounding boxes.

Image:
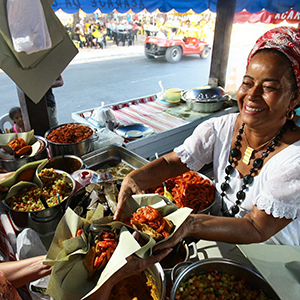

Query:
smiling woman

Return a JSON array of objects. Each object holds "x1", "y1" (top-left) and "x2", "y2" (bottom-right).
[
  {"x1": 115, "y1": 26, "x2": 300, "y2": 248},
  {"x1": 237, "y1": 50, "x2": 298, "y2": 136}
]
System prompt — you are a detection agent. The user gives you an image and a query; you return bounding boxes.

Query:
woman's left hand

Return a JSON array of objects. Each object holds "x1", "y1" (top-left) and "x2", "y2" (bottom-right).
[
  {"x1": 152, "y1": 216, "x2": 193, "y2": 254},
  {"x1": 118, "y1": 248, "x2": 173, "y2": 279}
]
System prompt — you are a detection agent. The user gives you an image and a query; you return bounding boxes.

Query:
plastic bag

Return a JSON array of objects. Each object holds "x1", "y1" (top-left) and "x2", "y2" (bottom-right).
[
  {"x1": 89, "y1": 102, "x2": 118, "y2": 129},
  {"x1": 93, "y1": 127, "x2": 124, "y2": 149},
  {"x1": 7, "y1": 0, "x2": 52, "y2": 54},
  {"x1": 16, "y1": 228, "x2": 52, "y2": 300}
]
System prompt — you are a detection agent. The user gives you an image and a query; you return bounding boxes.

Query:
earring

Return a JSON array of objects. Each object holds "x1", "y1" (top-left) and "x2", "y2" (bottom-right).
[{"x1": 286, "y1": 109, "x2": 295, "y2": 120}]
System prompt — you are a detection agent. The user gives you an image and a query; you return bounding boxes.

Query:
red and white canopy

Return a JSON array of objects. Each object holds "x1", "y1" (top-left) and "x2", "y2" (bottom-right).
[{"x1": 234, "y1": 9, "x2": 300, "y2": 24}]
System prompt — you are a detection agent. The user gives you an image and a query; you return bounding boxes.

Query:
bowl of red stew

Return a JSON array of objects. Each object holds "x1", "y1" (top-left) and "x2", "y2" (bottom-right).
[{"x1": 44, "y1": 123, "x2": 98, "y2": 157}]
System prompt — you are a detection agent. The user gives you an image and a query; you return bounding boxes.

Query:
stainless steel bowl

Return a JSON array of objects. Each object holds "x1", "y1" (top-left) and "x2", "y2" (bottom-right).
[
  {"x1": 0, "y1": 170, "x2": 75, "y2": 236},
  {"x1": 108, "y1": 262, "x2": 165, "y2": 300},
  {"x1": 42, "y1": 155, "x2": 84, "y2": 174},
  {"x1": 44, "y1": 123, "x2": 98, "y2": 157},
  {"x1": 150, "y1": 263, "x2": 166, "y2": 300},
  {"x1": 0, "y1": 136, "x2": 48, "y2": 172},
  {"x1": 170, "y1": 258, "x2": 280, "y2": 300},
  {"x1": 162, "y1": 239, "x2": 199, "y2": 295},
  {"x1": 161, "y1": 241, "x2": 198, "y2": 273},
  {"x1": 182, "y1": 86, "x2": 231, "y2": 113}
]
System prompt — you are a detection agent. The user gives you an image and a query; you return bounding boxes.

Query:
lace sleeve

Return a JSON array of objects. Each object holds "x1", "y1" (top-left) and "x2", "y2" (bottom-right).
[
  {"x1": 255, "y1": 160, "x2": 300, "y2": 219},
  {"x1": 174, "y1": 115, "x2": 233, "y2": 171}
]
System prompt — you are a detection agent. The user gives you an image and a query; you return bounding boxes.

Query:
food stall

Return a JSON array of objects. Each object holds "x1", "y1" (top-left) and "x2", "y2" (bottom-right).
[
  {"x1": 1, "y1": 140, "x2": 299, "y2": 299},
  {"x1": 1, "y1": 1, "x2": 300, "y2": 300}
]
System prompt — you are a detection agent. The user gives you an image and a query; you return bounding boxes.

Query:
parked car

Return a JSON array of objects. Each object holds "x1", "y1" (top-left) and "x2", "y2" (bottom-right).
[{"x1": 144, "y1": 35, "x2": 211, "y2": 63}]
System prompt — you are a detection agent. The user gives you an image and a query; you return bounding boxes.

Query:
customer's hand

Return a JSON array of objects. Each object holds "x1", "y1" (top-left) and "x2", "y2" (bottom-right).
[
  {"x1": 0, "y1": 171, "x2": 14, "y2": 183},
  {"x1": 87, "y1": 248, "x2": 173, "y2": 300},
  {"x1": 0, "y1": 171, "x2": 14, "y2": 199},
  {"x1": 0, "y1": 166, "x2": 8, "y2": 173}
]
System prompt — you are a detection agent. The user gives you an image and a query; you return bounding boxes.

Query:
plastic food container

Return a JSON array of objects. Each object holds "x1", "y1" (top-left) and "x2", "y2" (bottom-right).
[
  {"x1": 165, "y1": 88, "x2": 182, "y2": 103},
  {"x1": 71, "y1": 169, "x2": 99, "y2": 189}
]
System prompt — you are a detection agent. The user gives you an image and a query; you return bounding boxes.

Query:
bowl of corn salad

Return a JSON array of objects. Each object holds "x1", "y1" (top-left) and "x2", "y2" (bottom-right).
[
  {"x1": 170, "y1": 258, "x2": 280, "y2": 300},
  {"x1": 1, "y1": 168, "x2": 75, "y2": 234}
]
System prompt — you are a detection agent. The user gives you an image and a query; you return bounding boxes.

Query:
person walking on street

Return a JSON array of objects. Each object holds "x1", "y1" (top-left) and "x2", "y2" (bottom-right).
[{"x1": 45, "y1": 75, "x2": 64, "y2": 128}]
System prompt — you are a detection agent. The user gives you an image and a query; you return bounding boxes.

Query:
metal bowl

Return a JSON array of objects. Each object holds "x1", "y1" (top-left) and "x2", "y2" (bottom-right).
[
  {"x1": 44, "y1": 123, "x2": 98, "y2": 157},
  {"x1": 161, "y1": 239, "x2": 199, "y2": 296},
  {"x1": 0, "y1": 170, "x2": 76, "y2": 236},
  {"x1": 42, "y1": 155, "x2": 84, "y2": 174},
  {"x1": 115, "y1": 123, "x2": 154, "y2": 139},
  {"x1": 148, "y1": 263, "x2": 166, "y2": 300},
  {"x1": 170, "y1": 258, "x2": 280, "y2": 300},
  {"x1": 109, "y1": 263, "x2": 166, "y2": 300},
  {"x1": 182, "y1": 86, "x2": 231, "y2": 112},
  {"x1": 0, "y1": 136, "x2": 48, "y2": 172}
]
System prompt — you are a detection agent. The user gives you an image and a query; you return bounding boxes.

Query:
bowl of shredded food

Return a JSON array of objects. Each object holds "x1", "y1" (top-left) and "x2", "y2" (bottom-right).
[
  {"x1": 170, "y1": 258, "x2": 280, "y2": 300},
  {"x1": 1, "y1": 168, "x2": 75, "y2": 235},
  {"x1": 45, "y1": 123, "x2": 98, "y2": 157},
  {"x1": 146, "y1": 171, "x2": 216, "y2": 214}
]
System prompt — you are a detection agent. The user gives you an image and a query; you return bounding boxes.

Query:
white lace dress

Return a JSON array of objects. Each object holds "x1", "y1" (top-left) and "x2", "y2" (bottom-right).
[{"x1": 174, "y1": 113, "x2": 300, "y2": 245}]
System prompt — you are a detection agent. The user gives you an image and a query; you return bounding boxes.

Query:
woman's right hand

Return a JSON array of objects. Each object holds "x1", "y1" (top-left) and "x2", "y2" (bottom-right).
[
  {"x1": 114, "y1": 152, "x2": 189, "y2": 221},
  {"x1": 114, "y1": 171, "x2": 143, "y2": 220}
]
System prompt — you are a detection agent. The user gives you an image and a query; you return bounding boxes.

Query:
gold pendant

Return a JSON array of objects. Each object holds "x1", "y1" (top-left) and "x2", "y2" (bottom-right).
[{"x1": 242, "y1": 146, "x2": 254, "y2": 165}]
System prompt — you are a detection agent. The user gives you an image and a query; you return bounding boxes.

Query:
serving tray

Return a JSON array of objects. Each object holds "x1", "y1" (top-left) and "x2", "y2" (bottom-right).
[{"x1": 81, "y1": 145, "x2": 149, "y2": 171}]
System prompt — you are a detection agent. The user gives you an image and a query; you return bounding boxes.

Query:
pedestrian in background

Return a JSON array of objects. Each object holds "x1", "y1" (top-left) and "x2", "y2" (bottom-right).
[{"x1": 45, "y1": 75, "x2": 64, "y2": 128}]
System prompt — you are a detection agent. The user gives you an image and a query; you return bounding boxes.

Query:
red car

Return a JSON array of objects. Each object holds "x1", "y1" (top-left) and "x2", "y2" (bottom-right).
[{"x1": 144, "y1": 36, "x2": 211, "y2": 63}]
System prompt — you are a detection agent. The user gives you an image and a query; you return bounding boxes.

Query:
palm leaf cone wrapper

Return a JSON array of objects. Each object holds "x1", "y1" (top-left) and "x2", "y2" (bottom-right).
[
  {"x1": 44, "y1": 206, "x2": 150, "y2": 300},
  {"x1": 44, "y1": 194, "x2": 192, "y2": 300},
  {"x1": 0, "y1": 130, "x2": 41, "y2": 159}
]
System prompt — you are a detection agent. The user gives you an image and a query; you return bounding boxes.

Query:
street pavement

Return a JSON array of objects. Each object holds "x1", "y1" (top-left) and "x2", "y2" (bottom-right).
[{"x1": 71, "y1": 35, "x2": 146, "y2": 65}]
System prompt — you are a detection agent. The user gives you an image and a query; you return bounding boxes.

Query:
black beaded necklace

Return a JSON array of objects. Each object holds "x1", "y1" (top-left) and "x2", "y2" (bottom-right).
[{"x1": 220, "y1": 120, "x2": 296, "y2": 217}]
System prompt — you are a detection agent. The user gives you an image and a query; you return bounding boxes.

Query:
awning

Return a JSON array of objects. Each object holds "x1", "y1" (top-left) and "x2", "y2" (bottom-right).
[
  {"x1": 51, "y1": 0, "x2": 300, "y2": 15},
  {"x1": 234, "y1": 9, "x2": 300, "y2": 24}
]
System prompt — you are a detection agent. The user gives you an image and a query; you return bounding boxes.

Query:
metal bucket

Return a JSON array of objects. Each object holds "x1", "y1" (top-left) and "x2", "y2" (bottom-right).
[
  {"x1": 161, "y1": 240, "x2": 198, "y2": 273},
  {"x1": 150, "y1": 263, "x2": 166, "y2": 300},
  {"x1": 108, "y1": 263, "x2": 166, "y2": 300},
  {"x1": 162, "y1": 239, "x2": 198, "y2": 298}
]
